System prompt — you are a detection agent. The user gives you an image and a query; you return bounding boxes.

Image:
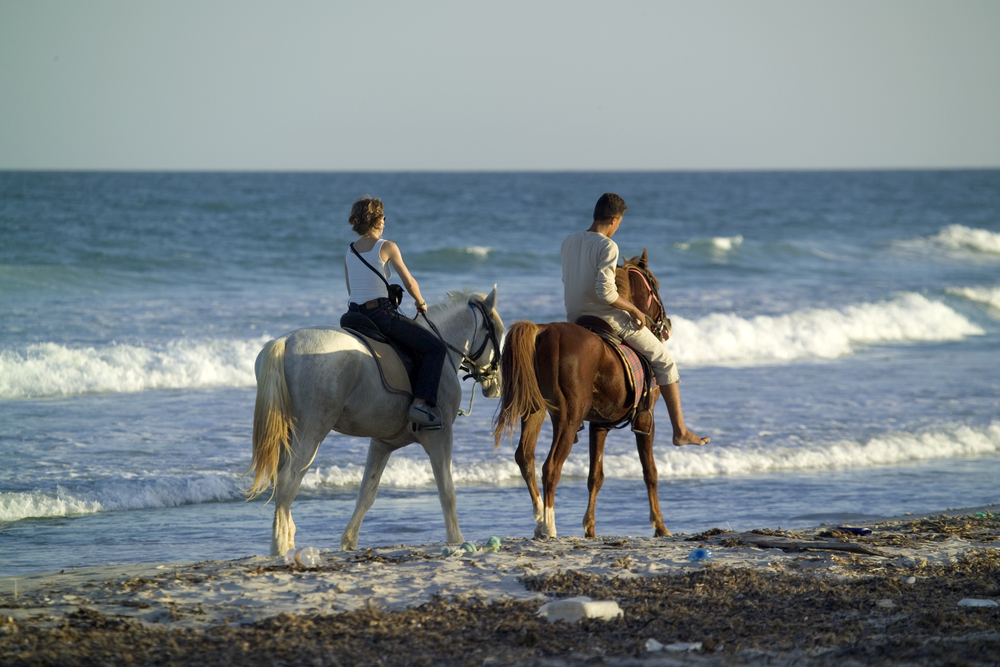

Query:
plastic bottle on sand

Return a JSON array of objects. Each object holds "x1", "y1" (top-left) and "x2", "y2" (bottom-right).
[
  {"x1": 687, "y1": 548, "x2": 713, "y2": 562},
  {"x1": 284, "y1": 546, "x2": 321, "y2": 567}
]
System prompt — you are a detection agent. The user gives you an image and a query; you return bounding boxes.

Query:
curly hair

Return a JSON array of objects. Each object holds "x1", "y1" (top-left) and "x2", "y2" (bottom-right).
[{"x1": 349, "y1": 196, "x2": 385, "y2": 235}]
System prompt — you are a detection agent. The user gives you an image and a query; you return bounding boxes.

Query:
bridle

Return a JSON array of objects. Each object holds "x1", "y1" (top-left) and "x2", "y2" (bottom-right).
[
  {"x1": 627, "y1": 266, "x2": 671, "y2": 341},
  {"x1": 419, "y1": 299, "x2": 502, "y2": 415}
]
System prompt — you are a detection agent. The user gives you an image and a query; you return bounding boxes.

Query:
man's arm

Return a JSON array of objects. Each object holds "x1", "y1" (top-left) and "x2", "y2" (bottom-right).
[
  {"x1": 595, "y1": 240, "x2": 645, "y2": 327},
  {"x1": 610, "y1": 295, "x2": 645, "y2": 327}
]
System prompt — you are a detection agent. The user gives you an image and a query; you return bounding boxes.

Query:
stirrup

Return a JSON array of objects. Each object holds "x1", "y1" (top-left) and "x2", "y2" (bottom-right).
[
  {"x1": 411, "y1": 422, "x2": 444, "y2": 432},
  {"x1": 408, "y1": 403, "x2": 442, "y2": 427},
  {"x1": 631, "y1": 409, "x2": 653, "y2": 435}
]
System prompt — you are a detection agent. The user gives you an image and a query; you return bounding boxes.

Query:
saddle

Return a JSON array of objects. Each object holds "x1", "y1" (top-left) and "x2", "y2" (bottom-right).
[
  {"x1": 574, "y1": 316, "x2": 656, "y2": 434},
  {"x1": 339, "y1": 311, "x2": 418, "y2": 398}
]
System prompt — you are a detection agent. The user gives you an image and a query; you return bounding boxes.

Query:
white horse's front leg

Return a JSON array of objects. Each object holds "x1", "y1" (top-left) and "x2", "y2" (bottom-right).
[
  {"x1": 421, "y1": 425, "x2": 464, "y2": 545},
  {"x1": 341, "y1": 438, "x2": 393, "y2": 551}
]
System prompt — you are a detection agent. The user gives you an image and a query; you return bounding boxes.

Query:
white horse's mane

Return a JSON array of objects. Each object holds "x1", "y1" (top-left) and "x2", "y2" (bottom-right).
[
  {"x1": 426, "y1": 289, "x2": 483, "y2": 316},
  {"x1": 426, "y1": 289, "x2": 504, "y2": 335}
]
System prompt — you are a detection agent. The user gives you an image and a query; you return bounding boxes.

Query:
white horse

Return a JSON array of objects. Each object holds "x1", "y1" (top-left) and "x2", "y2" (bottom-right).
[{"x1": 247, "y1": 287, "x2": 503, "y2": 556}]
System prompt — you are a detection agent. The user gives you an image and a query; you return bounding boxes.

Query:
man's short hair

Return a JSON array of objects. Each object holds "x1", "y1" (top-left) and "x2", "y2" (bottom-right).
[{"x1": 593, "y1": 193, "x2": 627, "y2": 221}]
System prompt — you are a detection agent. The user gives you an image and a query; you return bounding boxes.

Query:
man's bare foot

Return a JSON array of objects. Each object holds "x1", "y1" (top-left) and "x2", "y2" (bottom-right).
[{"x1": 673, "y1": 430, "x2": 710, "y2": 446}]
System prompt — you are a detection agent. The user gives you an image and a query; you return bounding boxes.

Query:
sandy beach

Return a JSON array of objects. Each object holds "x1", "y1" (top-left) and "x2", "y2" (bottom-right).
[{"x1": 2, "y1": 506, "x2": 998, "y2": 666}]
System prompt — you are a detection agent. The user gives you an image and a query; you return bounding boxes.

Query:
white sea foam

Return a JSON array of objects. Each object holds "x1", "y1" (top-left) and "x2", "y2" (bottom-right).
[
  {"x1": 675, "y1": 235, "x2": 743, "y2": 253},
  {"x1": 302, "y1": 458, "x2": 524, "y2": 490},
  {"x1": 928, "y1": 225, "x2": 1000, "y2": 255},
  {"x1": 644, "y1": 423, "x2": 998, "y2": 479},
  {"x1": 0, "y1": 336, "x2": 269, "y2": 399},
  {"x1": 946, "y1": 286, "x2": 1000, "y2": 312},
  {"x1": 0, "y1": 475, "x2": 240, "y2": 524},
  {"x1": 896, "y1": 225, "x2": 1000, "y2": 258},
  {"x1": 463, "y1": 246, "x2": 492, "y2": 258},
  {"x1": 550, "y1": 423, "x2": 1000, "y2": 481},
  {"x1": 1, "y1": 291, "x2": 980, "y2": 400},
  {"x1": 668, "y1": 292, "x2": 983, "y2": 366},
  {"x1": 302, "y1": 423, "x2": 1000, "y2": 489},
  {"x1": 4, "y1": 424, "x2": 996, "y2": 524}
]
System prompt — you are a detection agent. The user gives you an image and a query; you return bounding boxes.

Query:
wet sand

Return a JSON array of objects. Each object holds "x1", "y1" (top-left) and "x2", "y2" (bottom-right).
[{"x1": 1, "y1": 506, "x2": 998, "y2": 666}]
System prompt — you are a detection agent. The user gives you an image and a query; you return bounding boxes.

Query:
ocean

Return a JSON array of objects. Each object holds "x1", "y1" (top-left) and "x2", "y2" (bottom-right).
[{"x1": 2, "y1": 170, "x2": 998, "y2": 579}]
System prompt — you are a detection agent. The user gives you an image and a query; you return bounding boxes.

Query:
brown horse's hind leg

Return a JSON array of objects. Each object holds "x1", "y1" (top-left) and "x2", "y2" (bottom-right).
[
  {"x1": 635, "y1": 404, "x2": 669, "y2": 536},
  {"x1": 584, "y1": 424, "x2": 608, "y2": 538},
  {"x1": 538, "y1": 406, "x2": 587, "y2": 539},
  {"x1": 514, "y1": 411, "x2": 545, "y2": 524}
]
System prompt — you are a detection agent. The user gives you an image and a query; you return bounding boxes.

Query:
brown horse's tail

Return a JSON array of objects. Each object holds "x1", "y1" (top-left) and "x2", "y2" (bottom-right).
[
  {"x1": 493, "y1": 320, "x2": 548, "y2": 450},
  {"x1": 246, "y1": 337, "x2": 295, "y2": 500}
]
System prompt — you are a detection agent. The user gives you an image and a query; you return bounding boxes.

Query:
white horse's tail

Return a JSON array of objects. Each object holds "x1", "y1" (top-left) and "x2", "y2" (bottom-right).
[{"x1": 247, "y1": 338, "x2": 295, "y2": 500}]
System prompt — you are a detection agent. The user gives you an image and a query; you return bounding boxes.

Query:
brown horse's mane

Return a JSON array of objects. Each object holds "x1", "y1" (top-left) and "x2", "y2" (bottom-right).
[{"x1": 616, "y1": 255, "x2": 660, "y2": 302}]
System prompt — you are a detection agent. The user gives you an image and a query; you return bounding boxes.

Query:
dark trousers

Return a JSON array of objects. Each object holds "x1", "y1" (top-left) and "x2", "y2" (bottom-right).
[{"x1": 353, "y1": 301, "x2": 447, "y2": 406}]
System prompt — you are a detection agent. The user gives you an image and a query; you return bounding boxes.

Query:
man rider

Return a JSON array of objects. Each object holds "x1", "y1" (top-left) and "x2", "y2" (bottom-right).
[{"x1": 561, "y1": 192, "x2": 709, "y2": 447}]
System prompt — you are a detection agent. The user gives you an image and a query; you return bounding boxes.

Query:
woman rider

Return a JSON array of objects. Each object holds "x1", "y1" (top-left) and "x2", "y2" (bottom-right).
[{"x1": 344, "y1": 196, "x2": 447, "y2": 427}]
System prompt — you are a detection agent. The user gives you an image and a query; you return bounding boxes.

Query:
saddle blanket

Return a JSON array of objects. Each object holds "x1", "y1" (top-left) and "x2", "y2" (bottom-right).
[
  {"x1": 348, "y1": 331, "x2": 413, "y2": 397},
  {"x1": 618, "y1": 343, "x2": 646, "y2": 410}
]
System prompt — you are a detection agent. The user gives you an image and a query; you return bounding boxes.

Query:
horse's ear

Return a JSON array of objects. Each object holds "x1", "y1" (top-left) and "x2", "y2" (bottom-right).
[
  {"x1": 485, "y1": 284, "x2": 497, "y2": 310},
  {"x1": 640, "y1": 248, "x2": 648, "y2": 269}
]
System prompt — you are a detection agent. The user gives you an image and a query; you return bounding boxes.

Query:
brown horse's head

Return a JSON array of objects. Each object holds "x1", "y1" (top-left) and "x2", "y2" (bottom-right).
[{"x1": 619, "y1": 248, "x2": 671, "y2": 341}]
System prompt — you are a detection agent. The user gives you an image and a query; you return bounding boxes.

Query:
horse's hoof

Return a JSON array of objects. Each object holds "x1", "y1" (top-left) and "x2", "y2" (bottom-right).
[{"x1": 533, "y1": 525, "x2": 549, "y2": 540}]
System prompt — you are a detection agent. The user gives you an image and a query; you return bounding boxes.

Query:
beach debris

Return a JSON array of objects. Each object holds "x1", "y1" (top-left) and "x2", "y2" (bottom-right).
[
  {"x1": 898, "y1": 556, "x2": 928, "y2": 568},
  {"x1": 684, "y1": 527, "x2": 730, "y2": 541},
  {"x1": 443, "y1": 537, "x2": 502, "y2": 557},
  {"x1": 687, "y1": 547, "x2": 713, "y2": 563},
  {"x1": 537, "y1": 596, "x2": 623, "y2": 623},
  {"x1": 645, "y1": 638, "x2": 703, "y2": 653},
  {"x1": 0, "y1": 616, "x2": 17, "y2": 635},
  {"x1": 836, "y1": 526, "x2": 873, "y2": 536},
  {"x1": 876, "y1": 598, "x2": 896, "y2": 609},
  {"x1": 283, "y1": 546, "x2": 321, "y2": 568},
  {"x1": 735, "y1": 532, "x2": 887, "y2": 557},
  {"x1": 957, "y1": 598, "x2": 999, "y2": 607},
  {"x1": 902, "y1": 576, "x2": 917, "y2": 584},
  {"x1": 665, "y1": 642, "x2": 704, "y2": 652}
]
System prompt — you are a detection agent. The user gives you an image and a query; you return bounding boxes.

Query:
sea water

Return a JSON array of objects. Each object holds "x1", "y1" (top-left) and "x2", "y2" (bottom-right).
[{"x1": 2, "y1": 170, "x2": 998, "y2": 578}]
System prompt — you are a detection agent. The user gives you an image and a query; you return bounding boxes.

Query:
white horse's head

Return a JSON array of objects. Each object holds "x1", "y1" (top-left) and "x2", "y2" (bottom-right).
[
  {"x1": 475, "y1": 286, "x2": 503, "y2": 398},
  {"x1": 430, "y1": 286, "x2": 504, "y2": 399}
]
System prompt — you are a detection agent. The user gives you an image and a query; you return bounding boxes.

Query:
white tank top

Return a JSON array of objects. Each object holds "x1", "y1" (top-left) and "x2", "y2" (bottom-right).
[{"x1": 346, "y1": 239, "x2": 392, "y2": 304}]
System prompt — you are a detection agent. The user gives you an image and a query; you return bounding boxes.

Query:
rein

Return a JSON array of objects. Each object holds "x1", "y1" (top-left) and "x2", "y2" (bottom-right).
[
  {"x1": 627, "y1": 265, "x2": 670, "y2": 341},
  {"x1": 419, "y1": 300, "x2": 502, "y2": 416}
]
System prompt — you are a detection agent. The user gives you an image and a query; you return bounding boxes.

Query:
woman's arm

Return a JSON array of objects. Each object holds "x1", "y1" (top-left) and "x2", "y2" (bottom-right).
[
  {"x1": 344, "y1": 259, "x2": 351, "y2": 296},
  {"x1": 381, "y1": 240, "x2": 428, "y2": 312}
]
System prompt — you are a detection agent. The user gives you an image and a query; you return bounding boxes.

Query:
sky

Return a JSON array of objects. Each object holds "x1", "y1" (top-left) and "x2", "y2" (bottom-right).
[{"x1": 1, "y1": 1, "x2": 998, "y2": 171}]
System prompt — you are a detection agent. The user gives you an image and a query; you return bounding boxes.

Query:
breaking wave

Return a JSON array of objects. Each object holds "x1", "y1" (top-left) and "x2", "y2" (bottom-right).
[
  {"x1": 896, "y1": 225, "x2": 1000, "y2": 258},
  {"x1": 0, "y1": 337, "x2": 268, "y2": 399},
  {"x1": 668, "y1": 292, "x2": 983, "y2": 366}
]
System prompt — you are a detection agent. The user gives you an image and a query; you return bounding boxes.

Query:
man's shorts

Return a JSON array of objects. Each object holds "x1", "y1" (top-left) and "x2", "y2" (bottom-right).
[{"x1": 618, "y1": 323, "x2": 680, "y2": 386}]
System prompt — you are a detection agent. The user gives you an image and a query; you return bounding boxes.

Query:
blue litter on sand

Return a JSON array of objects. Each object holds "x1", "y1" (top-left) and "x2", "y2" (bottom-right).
[
  {"x1": 687, "y1": 548, "x2": 713, "y2": 562},
  {"x1": 836, "y1": 526, "x2": 872, "y2": 535}
]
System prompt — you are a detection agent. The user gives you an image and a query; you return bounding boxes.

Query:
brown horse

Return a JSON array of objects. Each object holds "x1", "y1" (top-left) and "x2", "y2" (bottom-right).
[{"x1": 493, "y1": 250, "x2": 673, "y2": 539}]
